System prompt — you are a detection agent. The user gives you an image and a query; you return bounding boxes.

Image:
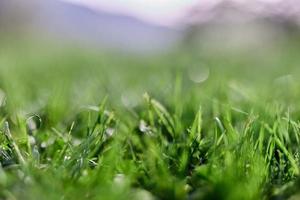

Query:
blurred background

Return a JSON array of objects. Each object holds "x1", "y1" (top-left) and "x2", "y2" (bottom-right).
[
  {"x1": 0, "y1": 0, "x2": 300, "y2": 123},
  {"x1": 1, "y1": 0, "x2": 300, "y2": 53}
]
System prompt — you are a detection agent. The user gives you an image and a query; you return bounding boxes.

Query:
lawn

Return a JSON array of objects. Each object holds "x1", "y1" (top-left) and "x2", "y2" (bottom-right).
[{"x1": 0, "y1": 37, "x2": 300, "y2": 199}]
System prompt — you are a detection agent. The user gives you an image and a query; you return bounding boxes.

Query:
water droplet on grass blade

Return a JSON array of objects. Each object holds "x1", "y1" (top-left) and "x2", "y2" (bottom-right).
[
  {"x1": 72, "y1": 138, "x2": 81, "y2": 146},
  {"x1": 64, "y1": 155, "x2": 71, "y2": 161},
  {"x1": 26, "y1": 115, "x2": 42, "y2": 133},
  {"x1": 139, "y1": 120, "x2": 153, "y2": 136},
  {"x1": 105, "y1": 128, "x2": 115, "y2": 137},
  {"x1": 41, "y1": 142, "x2": 47, "y2": 148},
  {"x1": 28, "y1": 136, "x2": 36, "y2": 146},
  {"x1": 139, "y1": 120, "x2": 149, "y2": 133},
  {"x1": 188, "y1": 65, "x2": 210, "y2": 83},
  {"x1": 114, "y1": 173, "x2": 125, "y2": 185},
  {"x1": 133, "y1": 189, "x2": 155, "y2": 200}
]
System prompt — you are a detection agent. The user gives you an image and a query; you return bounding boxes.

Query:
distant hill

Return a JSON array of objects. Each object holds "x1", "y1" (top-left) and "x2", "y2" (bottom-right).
[{"x1": 0, "y1": 0, "x2": 182, "y2": 53}]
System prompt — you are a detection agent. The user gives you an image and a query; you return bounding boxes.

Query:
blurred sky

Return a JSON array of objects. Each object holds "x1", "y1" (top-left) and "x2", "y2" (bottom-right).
[
  {"x1": 61, "y1": 0, "x2": 297, "y2": 26},
  {"x1": 62, "y1": 0, "x2": 198, "y2": 26}
]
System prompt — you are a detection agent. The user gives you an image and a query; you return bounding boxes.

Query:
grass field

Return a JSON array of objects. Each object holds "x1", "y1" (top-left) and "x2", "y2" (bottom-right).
[{"x1": 1, "y1": 37, "x2": 300, "y2": 199}]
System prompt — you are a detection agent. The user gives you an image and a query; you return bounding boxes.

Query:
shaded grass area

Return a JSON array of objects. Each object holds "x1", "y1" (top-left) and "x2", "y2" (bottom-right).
[{"x1": 0, "y1": 39, "x2": 300, "y2": 199}]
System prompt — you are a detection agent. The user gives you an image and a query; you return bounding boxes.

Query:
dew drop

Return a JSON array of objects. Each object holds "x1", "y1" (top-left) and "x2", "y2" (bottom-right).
[{"x1": 188, "y1": 65, "x2": 210, "y2": 83}]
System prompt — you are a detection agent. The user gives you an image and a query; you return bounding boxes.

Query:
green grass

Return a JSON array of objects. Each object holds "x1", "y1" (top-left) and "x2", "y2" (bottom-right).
[{"x1": 1, "y1": 38, "x2": 300, "y2": 199}]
